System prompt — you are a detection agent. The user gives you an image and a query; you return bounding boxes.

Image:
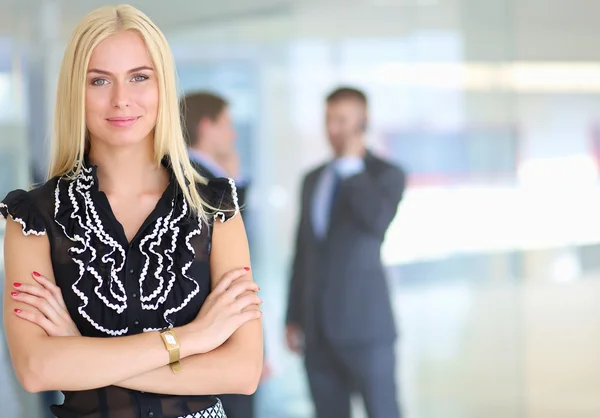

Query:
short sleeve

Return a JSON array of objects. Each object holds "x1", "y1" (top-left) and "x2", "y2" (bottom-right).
[
  {"x1": 207, "y1": 178, "x2": 240, "y2": 223},
  {"x1": 0, "y1": 189, "x2": 47, "y2": 236}
]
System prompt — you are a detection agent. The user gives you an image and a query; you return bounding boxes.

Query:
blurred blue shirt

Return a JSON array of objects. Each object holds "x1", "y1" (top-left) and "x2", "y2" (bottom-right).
[{"x1": 188, "y1": 148, "x2": 247, "y2": 186}]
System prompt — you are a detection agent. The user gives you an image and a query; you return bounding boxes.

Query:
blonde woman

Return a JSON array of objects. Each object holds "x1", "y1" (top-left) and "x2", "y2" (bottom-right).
[{"x1": 0, "y1": 5, "x2": 262, "y2": 418}]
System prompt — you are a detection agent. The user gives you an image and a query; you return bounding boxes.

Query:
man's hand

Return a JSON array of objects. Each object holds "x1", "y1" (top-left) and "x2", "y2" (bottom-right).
[
  {"x1": 340, "y1": 132, "x2": 365, "y2": 158},
  {"x1": 259, "y1": 359, "x2": 273, "y2": 383},
  {"x1": 285, "y1": 323, "x2": 303, "y2": 354}
]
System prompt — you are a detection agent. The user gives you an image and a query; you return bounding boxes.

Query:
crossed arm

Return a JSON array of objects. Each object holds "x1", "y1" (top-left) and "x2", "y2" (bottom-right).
[{"x1": 2, "y1": 214, "x2": 263, "y2": 395}]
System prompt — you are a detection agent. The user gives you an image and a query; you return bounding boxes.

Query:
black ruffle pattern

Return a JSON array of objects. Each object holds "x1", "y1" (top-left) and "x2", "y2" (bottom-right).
[
  {"x1": 207, "y1": 177, "x2": 239, "y2": 223},
  {"x1": 0, "y1": 189, "x2": 47, "y2": 236},
  {"x1": 53, "y1": 166, "x2": 205, "y2": 336}
]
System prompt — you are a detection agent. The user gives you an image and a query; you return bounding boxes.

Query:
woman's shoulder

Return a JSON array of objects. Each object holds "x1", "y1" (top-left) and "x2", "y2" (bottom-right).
[
  {"x1": 196, "y1": 177, "x2": 240, "y2": 224},
  {"x1": 0, "y1": 177, "x2": 59, "y2": 236}
]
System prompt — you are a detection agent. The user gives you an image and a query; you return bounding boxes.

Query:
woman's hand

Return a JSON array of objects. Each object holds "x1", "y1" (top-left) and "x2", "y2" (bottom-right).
[
  {"x1": 182, "y1": 267, "x2": 262, "y2": 355},
  {"x1": 11, "y1": 271, "x2": 81, "y2": 337}
]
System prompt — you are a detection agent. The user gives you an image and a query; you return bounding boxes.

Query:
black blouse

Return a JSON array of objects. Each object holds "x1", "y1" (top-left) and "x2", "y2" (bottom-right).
[{"x1": 0, "y1": 161, "x2": 239, "y2": 418}]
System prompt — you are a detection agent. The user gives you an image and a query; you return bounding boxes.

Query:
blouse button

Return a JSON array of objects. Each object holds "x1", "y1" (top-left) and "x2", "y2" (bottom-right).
[
  {"x1": 148, "y1": 412, "x2": 154, "y2": 418},
  {"x1": 132, "y1": 292, "x2": 138, "y2": 298},
  {"x1": 129, "y1": 268, "x2": 134, "y2": 274},
  {"x1": 134, "y1": 319, "x2": 140, "y2": 326}
]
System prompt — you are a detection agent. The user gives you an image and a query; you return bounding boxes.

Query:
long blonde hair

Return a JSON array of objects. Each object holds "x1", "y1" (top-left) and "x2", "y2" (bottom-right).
[{"x1": 48, "y1": 4, "x2": 209, "y2": 220}]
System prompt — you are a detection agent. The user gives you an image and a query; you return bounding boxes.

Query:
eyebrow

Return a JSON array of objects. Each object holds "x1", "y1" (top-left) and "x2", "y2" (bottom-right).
[{"x1": 87, "y1": 66, "x2": 154, "y2": 75}]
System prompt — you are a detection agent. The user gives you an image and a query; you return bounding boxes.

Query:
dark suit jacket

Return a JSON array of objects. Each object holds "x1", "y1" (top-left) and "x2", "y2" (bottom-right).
[
  {"x1": 286, "y1": 151, "x2": 405, "y2": 346},
  {"x1": 190, "y1": 160, "x2": 247, "y2": 210}
]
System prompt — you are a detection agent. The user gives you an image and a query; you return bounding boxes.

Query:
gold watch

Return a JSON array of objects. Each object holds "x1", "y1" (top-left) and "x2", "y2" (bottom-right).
[{"x1": 159, "y1": 328, "x2": 183, "y2": 373}]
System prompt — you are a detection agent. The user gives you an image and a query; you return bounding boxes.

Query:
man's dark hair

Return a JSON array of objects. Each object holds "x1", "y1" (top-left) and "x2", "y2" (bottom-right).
[
  {"x1": 180, "y1": 92, "x2": 228, "y2": 147},
  {"x1": 326, "y1": 87, "x2": 368, "y2": 107}
]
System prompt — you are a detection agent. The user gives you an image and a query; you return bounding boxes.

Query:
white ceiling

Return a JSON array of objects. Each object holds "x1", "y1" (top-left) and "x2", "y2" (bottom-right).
[
  {"x1": 0, "y1": 0, "x2": 293, "y2": 40},
  {"x1": 1, "y1": 0, "x2": 599, "y2": 61}
]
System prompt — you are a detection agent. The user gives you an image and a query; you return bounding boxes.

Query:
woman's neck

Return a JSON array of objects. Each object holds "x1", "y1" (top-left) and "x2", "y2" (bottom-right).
[{"x1": 87, "y1": 139, "x2": 168, "y2": 196}]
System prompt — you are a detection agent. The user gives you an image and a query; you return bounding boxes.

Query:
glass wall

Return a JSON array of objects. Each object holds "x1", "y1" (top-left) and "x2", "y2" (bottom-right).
[
  {"x1": 0, "y1": 34, "x2": 42, "y2": 418},
  {"x1": 2, "y1": 0, "x2": 600, "y2": 417}
]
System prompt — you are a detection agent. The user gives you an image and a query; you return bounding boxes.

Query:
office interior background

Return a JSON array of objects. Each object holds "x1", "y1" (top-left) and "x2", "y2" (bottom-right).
[{"x1": 1, "y1": 0, "x2": 599, "y2": 417}]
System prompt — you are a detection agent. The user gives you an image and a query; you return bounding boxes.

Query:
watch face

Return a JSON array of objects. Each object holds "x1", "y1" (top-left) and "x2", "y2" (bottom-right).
[{"x1": 165, "y1": 334, "x2": 176, "y2": 345}]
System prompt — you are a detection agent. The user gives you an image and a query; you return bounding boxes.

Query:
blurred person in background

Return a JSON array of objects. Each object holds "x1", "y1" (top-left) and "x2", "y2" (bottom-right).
[
  {"x1": 285, "y1": 87, "x2": 406, "y2": 418},
  {"x1": 0, "y1": 5, "x2": 263, "y2": 418},
  {"x1": 181, "y1": 92, "x2": 248, "y2": 210},
  {"x1": 181, "y1": 91, "x2": 272, "y2": 418}
]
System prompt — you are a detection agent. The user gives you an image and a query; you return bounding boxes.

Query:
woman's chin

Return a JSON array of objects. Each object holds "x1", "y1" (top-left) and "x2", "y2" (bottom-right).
[{"x1": 91, "y1": 131, "x2": 154, "y2": 149}]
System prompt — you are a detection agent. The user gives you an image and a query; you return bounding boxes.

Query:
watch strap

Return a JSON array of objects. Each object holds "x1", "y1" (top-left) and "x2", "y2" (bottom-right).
[
  {"x1": 159, "y1": 329, "x2": 183, "y2": 373},
  {"x1": 169, "y1": 360, "x2": 183, "y2": 373}
]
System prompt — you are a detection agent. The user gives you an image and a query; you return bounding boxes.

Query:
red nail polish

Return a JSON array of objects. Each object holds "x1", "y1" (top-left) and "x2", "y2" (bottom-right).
[
  {"x1": 14, "y1": 309, "x2": 21, "y2": 314},
  {"x1": 10, "y1": 292, "x2": 18, "y2": 297},
  {"x1": 244, "y1": 267, "x2": 250, "y2": 271},
  {"x1": 13, "y1": 283, "x2": 21, "y2": 287},
  {"x1": 32, "y1": 271, "x2": 40, "y2": 277}
]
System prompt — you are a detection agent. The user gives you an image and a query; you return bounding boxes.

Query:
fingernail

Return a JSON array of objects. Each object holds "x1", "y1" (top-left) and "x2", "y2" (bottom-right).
[
  {"x1": 32, "y1": 271, "x2": 40, "y2": 277},
  {"x1": 13, "y1": 283, "x2": 21, "y2": 288},
  {"x1": 244, "y1": 267, "x2": 250, "y2": 271},
  {"x1": 10, "y1": 292, "x2": 18, "y2": 297},
  {"x1": 14, "y1": 309, "x2": 21, "y2": 314}
]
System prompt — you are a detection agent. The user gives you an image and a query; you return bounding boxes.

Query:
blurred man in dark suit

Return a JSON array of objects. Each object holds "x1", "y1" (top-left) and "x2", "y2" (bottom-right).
[
  {"x1": 180, "y1": 91, "x2": 270, "y2": 418},
  {"x1": 285, "y1": 87, "x2": 406, "y2": 418}
]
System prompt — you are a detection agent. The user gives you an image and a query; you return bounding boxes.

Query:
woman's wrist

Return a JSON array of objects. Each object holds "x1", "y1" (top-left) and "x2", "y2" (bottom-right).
[{"x1": 174, "y1": 325, "x2": 201, "y2": 359}]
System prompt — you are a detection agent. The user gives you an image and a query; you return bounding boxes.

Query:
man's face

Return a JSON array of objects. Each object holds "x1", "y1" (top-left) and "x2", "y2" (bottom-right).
[{"x1": 326, "y1": 99, "x2": 366, "y2": 155}]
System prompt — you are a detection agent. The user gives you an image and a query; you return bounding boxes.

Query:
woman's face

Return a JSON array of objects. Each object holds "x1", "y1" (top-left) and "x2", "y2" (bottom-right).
[{"x1": 85, "y1": 30, "x2": 159, "y2": 149}]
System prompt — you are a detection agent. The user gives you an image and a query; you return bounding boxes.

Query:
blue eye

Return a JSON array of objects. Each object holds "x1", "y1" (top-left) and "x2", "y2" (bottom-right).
[
  {"x1": 92, "y1": 78, "x2": 108, "y2": 86},
  {"x1": 132, "y1": 74, "x2": 149, "y2": 82}
]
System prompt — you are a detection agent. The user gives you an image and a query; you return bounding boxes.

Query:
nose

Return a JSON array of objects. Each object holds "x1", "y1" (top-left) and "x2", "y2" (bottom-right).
[{"x1": 110, "y1": 82, "x2": 130, "y2": 108}]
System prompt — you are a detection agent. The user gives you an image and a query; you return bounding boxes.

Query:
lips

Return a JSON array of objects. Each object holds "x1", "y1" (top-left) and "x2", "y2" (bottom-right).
[{"x1": 106, "y1": 116, "x2": 140, "y2": 127}]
